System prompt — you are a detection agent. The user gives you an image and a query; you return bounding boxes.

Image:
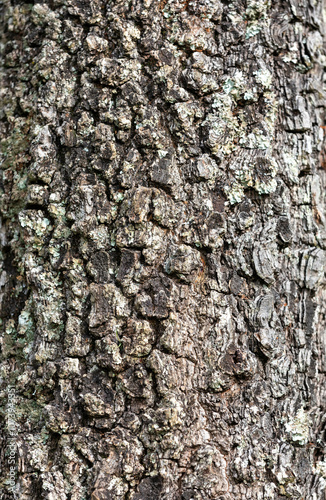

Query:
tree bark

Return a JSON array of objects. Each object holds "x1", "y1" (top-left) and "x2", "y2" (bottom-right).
[{"x1": 1, "y1": 0, "x2": 326, "y2": 498}]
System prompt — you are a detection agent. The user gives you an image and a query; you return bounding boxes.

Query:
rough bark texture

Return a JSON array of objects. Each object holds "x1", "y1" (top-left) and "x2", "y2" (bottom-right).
[{"x1": 1, "y1": 0, "x2": 326, "y2": 498}]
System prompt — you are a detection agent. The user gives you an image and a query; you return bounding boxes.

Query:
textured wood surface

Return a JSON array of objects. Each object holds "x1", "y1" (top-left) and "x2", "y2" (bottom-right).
[{"x1": 1, "y1": 0, "x2": 326, "y2": 498}]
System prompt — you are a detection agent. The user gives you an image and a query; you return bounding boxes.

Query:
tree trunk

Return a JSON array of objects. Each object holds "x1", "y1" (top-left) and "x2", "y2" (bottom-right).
[{"x1": 1, "y1": 0, "x2": 326, "y2": 498}]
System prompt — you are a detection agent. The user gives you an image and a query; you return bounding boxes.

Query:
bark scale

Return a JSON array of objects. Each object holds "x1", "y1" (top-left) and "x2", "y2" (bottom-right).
[{"x1": 1, "y1": 0, "x2": 326, "y2": 499}]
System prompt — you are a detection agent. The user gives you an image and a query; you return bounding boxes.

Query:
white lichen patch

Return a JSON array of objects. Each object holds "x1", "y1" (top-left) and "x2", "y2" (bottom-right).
[
  {"x1": 285, "y1": 407, "x2": 310, "y2": 446},
  {"x1": 240, "y1": 129, "x2": 271, "y2": 150},
  {"x1": 223, "y1": 71, "x2": 259, "y2": 102},
  {"x1": 224, "y1": 182, "x2": 246, "y2": 204},
  {"x1": 87, "y1": 225, "x2": 110, "y2": 250},
  {"x1": 246, "y1": 0, "x2": 271, "y2": 20},
  {"x1": 254, "y1": 67, "x2": 273, "y2": 89},
  {"x1": 255, "y1": 177, "x2": 277, "y2": 194},
  {"x1": 19, "y1": 210, "x2": 52, "y2": 249},
  {"x1": 245, "y1": 0, "x2": 271, "y2": 39},
  {"x1": 246, "y1": 24, "x2": 263, "y2": 38},
  {"x1": 223, "y1": 70, "x2": 256, "y2": 102},
  {"x1": 117, "y1": 20, "x2": 141, "y2": 53},
  {"x1": 313, "y1": 461, "x2": 326, "y2": 489},
  {"x1": 202, "y1": 92, "x2": 246, "y2": 157},
  {"x1": 227, "y1": 153, "x2": 278, "y2": 202},
  {"x1": 282, "y1": 43, "x2": 300, "y2": 65},
  {"x1": 25, "y1": 434, "x2": 49, "y2": 472},
  {"x1": 16, "y1": 301, "x2": 35, "y2": 358},
  {"x1": 244, "y1": 90, "x2": 255, "y2": 101},
  {"x1": 203, "y1": 72, "x2": 278, "y2": 202},
  {"x1": 18, "y1": 308, "x2": 34, "y2": 337},
  {"x1": 23, "y1": 254, "x2": 64, "y2": 340}
]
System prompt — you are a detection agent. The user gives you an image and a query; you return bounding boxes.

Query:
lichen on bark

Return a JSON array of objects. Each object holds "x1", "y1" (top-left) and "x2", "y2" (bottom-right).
[{"x1": 1, "y1": 0, "x2": 326, "y2": 499}]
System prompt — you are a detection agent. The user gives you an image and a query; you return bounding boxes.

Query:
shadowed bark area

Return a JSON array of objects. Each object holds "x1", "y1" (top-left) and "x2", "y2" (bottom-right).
[{"x1": 1, "y1": 0, "x2": 326, "y2": 498}]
